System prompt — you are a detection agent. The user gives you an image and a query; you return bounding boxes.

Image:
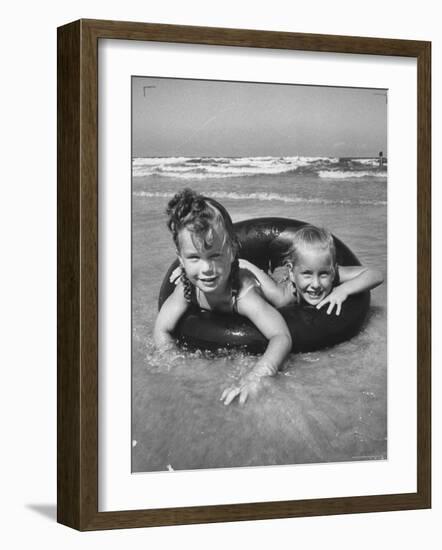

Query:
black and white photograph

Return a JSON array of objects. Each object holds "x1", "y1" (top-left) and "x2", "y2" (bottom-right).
[
  {"x1": 3, "y1": 0, "x2": 436, "y2": 543},
  {"x1": 131, "y1": 76, "x2": 387, "y2": 473}
]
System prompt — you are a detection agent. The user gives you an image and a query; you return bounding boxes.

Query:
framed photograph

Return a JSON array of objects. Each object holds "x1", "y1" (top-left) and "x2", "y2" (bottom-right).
[{"x1": 57, "y1": 19, "x2": 431, "y2": 530}]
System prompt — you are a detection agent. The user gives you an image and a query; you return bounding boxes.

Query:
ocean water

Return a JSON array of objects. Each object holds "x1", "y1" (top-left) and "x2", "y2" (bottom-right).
[{"x1": 131, "y1": 156, "x2": 387, "y2": 472}]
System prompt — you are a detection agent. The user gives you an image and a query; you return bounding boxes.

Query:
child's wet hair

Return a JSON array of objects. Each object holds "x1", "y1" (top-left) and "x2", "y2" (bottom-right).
[
  {"x1": 286, "y1": 224, "x2": 337, "y2": 266},
  {"x1": 166, "y1": 188, "x2": 240, "y2": 302},
  {"x1": 166, "y1": 188, "x2": 238, "y2": 252}
]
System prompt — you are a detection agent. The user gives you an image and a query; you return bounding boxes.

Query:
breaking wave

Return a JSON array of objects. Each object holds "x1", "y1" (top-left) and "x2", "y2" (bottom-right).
[
  {"x1": 133, "y1": 190, "x2": 386, "y2": 206},
  {"x1": 132, "y1": 155, "x2": 387, "y2": 180}
]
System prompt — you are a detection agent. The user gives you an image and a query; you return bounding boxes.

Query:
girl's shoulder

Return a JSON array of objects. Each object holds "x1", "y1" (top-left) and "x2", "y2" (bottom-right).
[
  {"x1": 238, "y1": 267, "x2": 260, "y2": 286},
  {"x1": 236, "y1": 268, "x2": 261, "y2": 300}
]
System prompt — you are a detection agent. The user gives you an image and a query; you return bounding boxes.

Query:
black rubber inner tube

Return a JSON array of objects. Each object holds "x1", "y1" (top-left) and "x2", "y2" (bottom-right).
[{"x1": 158, "y1": 217, "x2": 370, "y2": 353}]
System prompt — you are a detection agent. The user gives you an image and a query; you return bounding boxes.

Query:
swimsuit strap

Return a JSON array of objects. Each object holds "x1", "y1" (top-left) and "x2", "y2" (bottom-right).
[
  {"x1": 195, "y1": 287, "x2": 207, "y2": 310},
  {"x1": 194, "y1": 271, "x2": 260, "y2": 313},
  {"x1": 231, "y1": 290, "x2": 237, "y2": 313},
  {"x1": 195, "y1": 285, "x2": 237, "y2": 313}
]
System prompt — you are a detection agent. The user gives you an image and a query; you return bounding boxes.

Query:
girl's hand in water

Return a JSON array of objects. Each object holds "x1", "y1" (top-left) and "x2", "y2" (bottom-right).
[
  {"x1": 220, "y1": 372, "x2": 262, "y2": 405},
  {"x1": 316, "y1": 286, "x2": 349, "y2": 315},
  {"x1": 220, "y1": 361, "x2": 276, "y2": 405}
]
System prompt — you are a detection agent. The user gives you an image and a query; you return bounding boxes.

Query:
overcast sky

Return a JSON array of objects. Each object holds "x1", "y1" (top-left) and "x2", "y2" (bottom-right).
[{"x1": 132, "y1": 77, "x2": 387, "y2": 158}]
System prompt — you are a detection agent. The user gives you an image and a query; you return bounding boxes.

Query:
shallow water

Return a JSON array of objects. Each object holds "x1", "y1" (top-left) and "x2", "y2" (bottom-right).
[{"x1": 131, "y1": 172, "x2": 387, "y2": 472}]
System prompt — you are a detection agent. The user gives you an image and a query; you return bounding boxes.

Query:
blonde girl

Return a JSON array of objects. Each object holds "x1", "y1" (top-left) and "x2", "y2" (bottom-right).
[{"x1": 240, "y1": 224, "x2": 384, "y2": 315}]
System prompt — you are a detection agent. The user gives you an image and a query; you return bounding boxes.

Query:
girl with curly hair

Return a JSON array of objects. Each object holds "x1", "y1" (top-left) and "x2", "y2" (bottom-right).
[{"x1": 154, "y1": 188, "x2": 292, "y2": 405}]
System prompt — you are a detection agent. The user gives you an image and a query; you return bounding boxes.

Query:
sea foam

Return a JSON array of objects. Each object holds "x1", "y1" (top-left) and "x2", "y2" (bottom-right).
[{"x1": 133, "y1": 190, "x2": 386, "y2": 206}]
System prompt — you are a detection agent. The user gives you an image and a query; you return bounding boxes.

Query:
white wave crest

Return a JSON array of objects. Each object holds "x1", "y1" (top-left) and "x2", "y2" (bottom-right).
[
  {"x1": 132, "y1": 156, "x2": 190, "y2": 166},
  {"x1": 133, "y1": 190, "x2": 386, "y2": 206},
  {"x1": 318, "y1": 170, "x2": 387, "y2": 179},
  {"x1": 352, "y1": 158, "x2": 386, "y2": 166},
  {"x1": 132, "y1": 155, "x2": 341, "y2": 179}
]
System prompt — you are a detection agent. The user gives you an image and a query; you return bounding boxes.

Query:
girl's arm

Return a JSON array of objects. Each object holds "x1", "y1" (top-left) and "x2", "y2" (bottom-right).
[
  {"x1": 221, "y1": 288, "x2": 292, "y2": 405},
  {"x1": 153, "y1": 281, "x2": 190, "y2": 352},
  {"x1": 238, "y1": 259, "x2": 292, "y2": 307},
  {"x1": 317, "y1": 265, "x2": 384, "y2": 315}
]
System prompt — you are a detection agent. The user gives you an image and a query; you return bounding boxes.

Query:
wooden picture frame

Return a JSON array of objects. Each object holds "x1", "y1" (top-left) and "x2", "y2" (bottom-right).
[{"x1": 57, "y1": 19, "x2": 431, "y2": 530}]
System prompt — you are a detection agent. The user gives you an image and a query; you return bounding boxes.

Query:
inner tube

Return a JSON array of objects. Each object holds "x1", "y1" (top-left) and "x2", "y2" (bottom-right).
[{"x1": 158, "y1": 217, "x2": 370, "y2": 353}]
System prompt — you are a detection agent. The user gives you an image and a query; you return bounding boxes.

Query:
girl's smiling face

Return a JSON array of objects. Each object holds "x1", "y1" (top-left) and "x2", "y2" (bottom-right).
[
  {"x1": 178, "y1": 227, "x2": 233, "y2": 295},
  {"x1": 291, "y1": 247, "x2": 335, "y2": 306}
]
